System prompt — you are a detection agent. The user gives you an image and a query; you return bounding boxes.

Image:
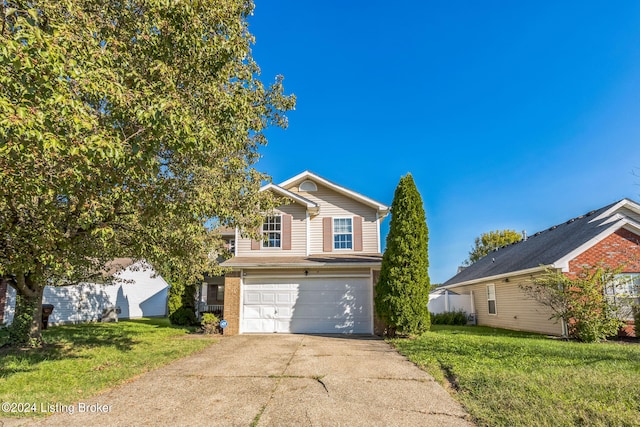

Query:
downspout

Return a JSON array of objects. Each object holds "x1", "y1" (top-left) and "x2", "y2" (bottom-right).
[
  {"x1": 306, "y1": 211, "x2": 311, "y2": 256},
  {"x1": 376, "y1": 212, "x2": 381, "y2": 253}
]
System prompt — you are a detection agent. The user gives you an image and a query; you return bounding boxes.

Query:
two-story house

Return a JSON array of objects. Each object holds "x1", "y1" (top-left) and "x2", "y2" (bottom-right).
[{"x1": 210, "y1": 171, "x2": 389, "y2": 335}]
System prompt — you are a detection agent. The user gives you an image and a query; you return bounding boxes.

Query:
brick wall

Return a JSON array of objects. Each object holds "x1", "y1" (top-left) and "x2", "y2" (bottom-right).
[
  {"x1": 567, "y1": 228, "x2": 640, "y2": 337},
  {"x1": 223, "y1": 271, "x2": 241, "y2": 336},
  {"x1": 372, "y1": 269, "x2": 387, "y2": 336},
  {"x1": 568, "y1": 228, "x2": 640, "y2": 274}
]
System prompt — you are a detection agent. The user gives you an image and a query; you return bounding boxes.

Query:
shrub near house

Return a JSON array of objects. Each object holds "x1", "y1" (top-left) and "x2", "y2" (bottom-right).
[{"x1": 442, "y1": 199, "x2": 640, "y2": 337}]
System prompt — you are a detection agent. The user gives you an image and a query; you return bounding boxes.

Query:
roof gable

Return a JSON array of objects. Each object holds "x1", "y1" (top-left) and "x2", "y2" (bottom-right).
[
  {"x1": 260, "y1": 183, "x2": 319, "y2": 213},
  {"x1": 278, "y1": 171, "x2": 389, "y2": 217},
  {"x1": 443, "y1": 199, "x2": 640, "y2": 287}
]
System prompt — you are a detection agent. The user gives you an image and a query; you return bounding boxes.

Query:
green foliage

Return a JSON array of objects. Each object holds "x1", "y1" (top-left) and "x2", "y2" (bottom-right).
[
  {"x1": 430, "y1": 310, "x2": 468, "y2": 325},
  {"x1": 465, "y1": 229, "x2": 522, "y2": 265},
  {"x1": 393, "y1": 326, "x2": 640, "y2": 427},
  {"x1": 201, "y1": 313, "x2": 220, "y2": 334},
  {"x1": 633, "y1": 304, "x2": 640, "y2": 336},
  {"x1": 0, "y1": 0, "x2": 294, "y2": 344},
  {"x1": 0, "y1": 319, "x2": 215, "y2": 417},
  {"x1": 375, "y1": 174, "x2": 430, "y2": 336},
  {"x1": 168, "y1": 281, "x2": 198, "y2": 326},
  {"x1": 521, "y1": 267, "x2": 625, "y2": 342}
]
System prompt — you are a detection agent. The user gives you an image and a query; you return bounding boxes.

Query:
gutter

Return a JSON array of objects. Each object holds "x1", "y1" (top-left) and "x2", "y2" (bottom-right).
[{"x1": 442, "y1": 265, "x2": 553, "y2": 289}]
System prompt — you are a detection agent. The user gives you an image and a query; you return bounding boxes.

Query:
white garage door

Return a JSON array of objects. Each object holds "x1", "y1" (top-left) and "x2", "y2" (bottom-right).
[{"x1": 242, "y1": 277, "x2": 372, "y2": 334}]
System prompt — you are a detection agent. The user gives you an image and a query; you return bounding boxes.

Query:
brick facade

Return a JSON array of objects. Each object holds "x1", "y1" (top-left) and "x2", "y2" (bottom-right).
[
  {"x1": 223, "y1": 272, "x2": 241, "y2": 336},
  {"x1": 568, "y1": 228, "x2": 640, "y2": 274},
  {"x1": 372, "y1": 269, "x2": 387, "y2": 336},
  {"x1": 567, "y1": 228, "x2": 640, "y2": 337}
]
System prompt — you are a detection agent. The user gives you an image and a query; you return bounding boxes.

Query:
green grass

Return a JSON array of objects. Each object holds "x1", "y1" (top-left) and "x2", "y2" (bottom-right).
[
  {"x1": 0, "y1": 318, "x2": 216, "y2": 418},
  {"x1": 392, "y1": 325, "x2": 640, "y2": 427}
]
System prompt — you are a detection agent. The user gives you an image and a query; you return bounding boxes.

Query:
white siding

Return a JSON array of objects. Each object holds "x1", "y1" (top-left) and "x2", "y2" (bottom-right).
[
  {"x1": 3, "y1": 262, "x2": 168, "y2": 325},
  {"x1": 236, "y1": 182, "x2": 381, "y2": 257},
  {"x1": 296, "y1": 184, "x2": 379, "y2": 254},
  {"x1": 447, "y1": 273, "x2": 564, "y2": 336},
  {"x1": 237, "y1": 203, "x2": 308, "y2": 257}
]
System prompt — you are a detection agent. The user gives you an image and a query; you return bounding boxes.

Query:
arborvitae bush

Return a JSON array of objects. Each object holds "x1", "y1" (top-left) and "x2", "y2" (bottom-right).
[{"x1": 374, "y1": 174, "x2": 431, "y2": 336}]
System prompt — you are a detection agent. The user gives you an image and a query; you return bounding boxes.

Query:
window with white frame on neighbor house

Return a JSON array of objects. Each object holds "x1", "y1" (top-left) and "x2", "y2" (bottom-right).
[
  {"x1": 608, "y1": 273, "x2": 640, "y2": 302},
  {"x1": 333, "y1": 218, "x2": 353, "y2": 249},
  {"x1": 487, "y1": 284, "x2": 497, "y2": 315},
  {"x1": 262, "y1": 216, "x2": 281, "y2": 248}
]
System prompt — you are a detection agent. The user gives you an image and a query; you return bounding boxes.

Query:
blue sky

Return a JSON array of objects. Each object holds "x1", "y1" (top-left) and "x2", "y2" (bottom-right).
[{"x1": 248, "y1": 1, "x2": 640, "y2": 284}]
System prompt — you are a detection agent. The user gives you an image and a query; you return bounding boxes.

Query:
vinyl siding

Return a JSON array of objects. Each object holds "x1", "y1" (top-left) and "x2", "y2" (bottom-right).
[
  {"x1": 449, "y1": 272, "x2": 564, "y2": 336},
  {"x1": 237, "y1": 203, "x2": 308, "y2": 257},
  {"x1": 293, "y1": 184, "x2": 379, "y2": 254},
  {"x1": 3, "y1": 263, "x2": 169, "y2": 325}
]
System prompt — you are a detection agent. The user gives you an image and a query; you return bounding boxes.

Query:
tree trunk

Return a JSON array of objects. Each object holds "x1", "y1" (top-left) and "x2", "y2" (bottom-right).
[{"x1": 9, "y1": 273, "x2": 44, "y2": 346}]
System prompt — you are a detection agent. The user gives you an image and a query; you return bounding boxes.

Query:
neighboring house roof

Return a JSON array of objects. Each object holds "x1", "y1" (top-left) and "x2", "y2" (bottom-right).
[
  {"x1": 222, "y1": 253, "x2": 382, "y2": 268},
  {"x1": 443, "y1": 198, "x2": 640, "y2": 287},
  {"x1": 274, "y1": 170, "x2": 390, "y2": 217}
]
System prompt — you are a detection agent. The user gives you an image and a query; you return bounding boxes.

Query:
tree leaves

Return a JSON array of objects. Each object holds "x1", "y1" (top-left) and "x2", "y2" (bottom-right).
[{"x1": 0, "y1": 0, "x2": 295, "y2": 342}]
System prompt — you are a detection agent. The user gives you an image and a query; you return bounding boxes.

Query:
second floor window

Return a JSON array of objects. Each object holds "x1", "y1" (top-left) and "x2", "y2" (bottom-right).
[
  {"x1": 334, "y1": 218, "x2": 353, "y2": 250},
  {"x1": 262, "y1": 216, "x2": 282, "y2": 248}
]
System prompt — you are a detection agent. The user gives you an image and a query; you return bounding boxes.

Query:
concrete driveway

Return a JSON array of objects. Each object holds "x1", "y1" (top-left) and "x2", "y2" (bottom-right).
[{"x1": 17, "y1": 335, "x2": 471, "y2": 427}]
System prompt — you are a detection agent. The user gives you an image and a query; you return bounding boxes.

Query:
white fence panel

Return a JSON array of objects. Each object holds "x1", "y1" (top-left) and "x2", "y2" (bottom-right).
[{"x1": 428, "y1": 292, "x2": 473, "y2": 314}]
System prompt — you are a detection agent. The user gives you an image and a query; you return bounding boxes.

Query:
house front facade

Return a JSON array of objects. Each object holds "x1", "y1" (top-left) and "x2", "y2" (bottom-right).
[
  {"x1": 442, "y1": 199, "x2": 640, "y2": 336},
  {"x1": 215, "y1": 171, "x2": 389, "y2": 335}
]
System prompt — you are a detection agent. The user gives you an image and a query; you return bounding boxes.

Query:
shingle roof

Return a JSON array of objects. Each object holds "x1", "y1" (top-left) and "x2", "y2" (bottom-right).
[{"x1": 442, "y1": 199, "x2": 636, "y2": 286}]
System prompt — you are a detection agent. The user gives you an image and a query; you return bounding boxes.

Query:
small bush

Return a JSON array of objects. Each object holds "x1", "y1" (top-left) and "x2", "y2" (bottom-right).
[
  {"x1": 430, "y1": 310, "x2": 468, "y2": 325},
  {"x1": 633, "y1": 304, "x2": 640, "y2": 337},
  {"x1": 201, "y1": 313, "x2": 220, "y2": 334},
  {"x1": 169, "y1": 306, "x2": 197, "y2": 326},
  {"x1": 167, "y1": 281, "x2": 199, "y2": 326}
]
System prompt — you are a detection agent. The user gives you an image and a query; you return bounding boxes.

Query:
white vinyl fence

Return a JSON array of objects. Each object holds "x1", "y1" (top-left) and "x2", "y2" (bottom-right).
[{"x1": 428, "y1": 291, "x2": 473, "y2": 314}]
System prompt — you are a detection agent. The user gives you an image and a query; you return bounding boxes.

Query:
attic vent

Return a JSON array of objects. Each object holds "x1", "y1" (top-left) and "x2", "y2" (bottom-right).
[
  {"x1": 566, "y1": 218, "x2": 575, "y2": 224},
  {"x1": 548, "y1": 225, "x2": 557, "y2": 231},
  {"x1": 299, "y1": 180, "x2": 317, "y2": 192},
  {"x1": 585, "y1": 210, "x2": 596, "y2": 217}
]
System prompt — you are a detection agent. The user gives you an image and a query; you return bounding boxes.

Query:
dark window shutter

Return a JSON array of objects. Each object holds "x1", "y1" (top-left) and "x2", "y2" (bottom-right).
[
  {"x1": 282, "y1": 214, "x2": 292, "y2": 250},
  {"x1": 323, "y1": 217, "x2": 333, "y2": 252},
  {"x1": 353, "y1": 216, "x2": 363, "y2": 251}
]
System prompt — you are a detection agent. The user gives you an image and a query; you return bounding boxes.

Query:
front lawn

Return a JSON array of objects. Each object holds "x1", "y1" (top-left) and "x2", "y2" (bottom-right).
[
  {"x1": 392, "y1": 325, "x2": 640, "y2": 427},
  {"x1": 0, "y1": 318, "x2": 216, "y2": 418}
]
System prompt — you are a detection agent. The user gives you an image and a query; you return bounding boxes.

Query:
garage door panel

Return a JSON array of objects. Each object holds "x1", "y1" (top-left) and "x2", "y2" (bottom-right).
[{"x1": 242, "y1": 277, "x2": 372, "y2": 334}]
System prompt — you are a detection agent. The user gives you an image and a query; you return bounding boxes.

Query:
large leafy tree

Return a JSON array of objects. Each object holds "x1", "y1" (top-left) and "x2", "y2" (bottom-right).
[
  {"x1": 375, "y1": 174, "x2": 430, "y2": 336},
  {"x1": 0, "y1": 0, "x2": 294, "y2": 345},
  {"x1": 465, "y1": 229, "x2": 522, "y2": 265}
]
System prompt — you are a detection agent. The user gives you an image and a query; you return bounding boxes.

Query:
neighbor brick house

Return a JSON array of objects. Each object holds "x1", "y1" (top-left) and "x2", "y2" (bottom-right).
[
  {"x1": 202, "y1": 171, "x2": 389, "y2": 335},
  {"x1": 442, "y1": 199, "x2": 640, "y2": 336}
]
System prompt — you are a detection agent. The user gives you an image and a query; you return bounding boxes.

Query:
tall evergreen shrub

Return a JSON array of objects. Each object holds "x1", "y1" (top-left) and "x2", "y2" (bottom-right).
[{"x1": 375, "y1": 174, "x2": 431, "y2": 336}]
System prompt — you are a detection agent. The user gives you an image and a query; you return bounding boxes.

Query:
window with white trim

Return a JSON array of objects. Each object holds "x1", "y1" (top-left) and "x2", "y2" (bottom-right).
[
  {"x1": 333, "y1": 218, "x2": 353, "y2": 250},
  {"x1": 262, "y1": 216, "x2": 281, "y2": 248},
  {"x1": 487, "y1": 284, "x2": 497, "y2": 315},
  {"x1": 608, "y1": 273, "x2": 640, "y2": 298},
  {"x1": 607, "y1": 273, "x2": 640, "y2": 320}
]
